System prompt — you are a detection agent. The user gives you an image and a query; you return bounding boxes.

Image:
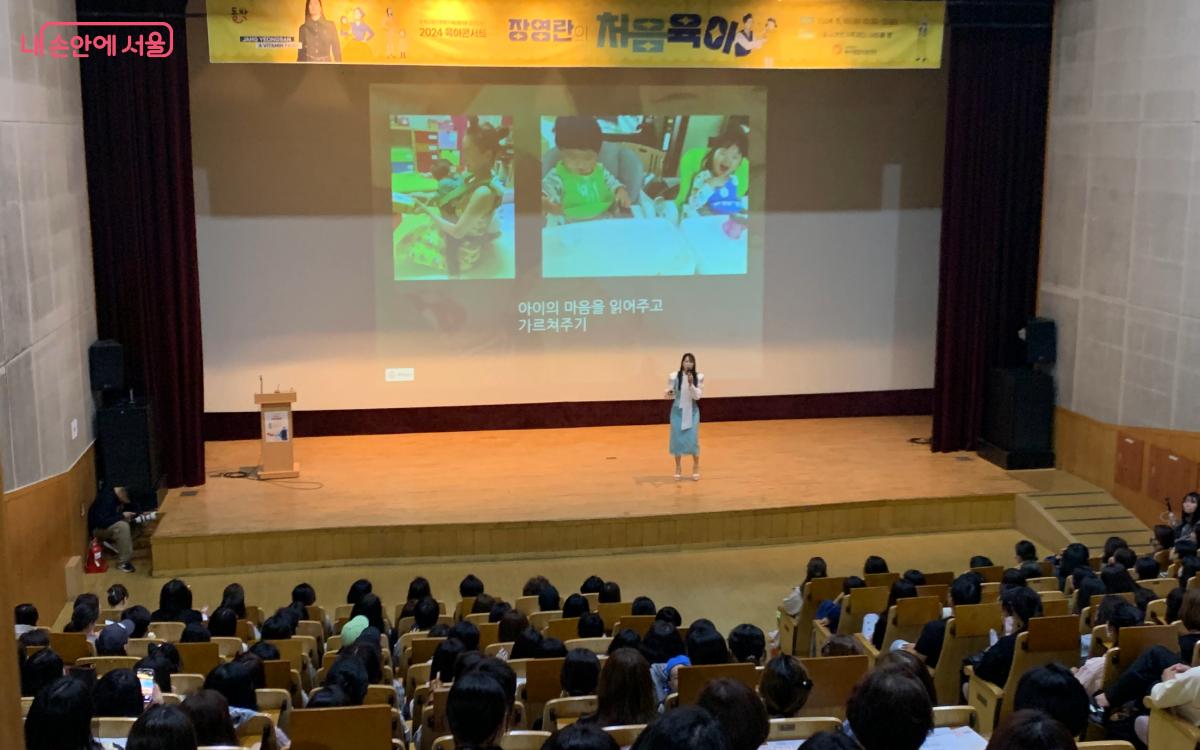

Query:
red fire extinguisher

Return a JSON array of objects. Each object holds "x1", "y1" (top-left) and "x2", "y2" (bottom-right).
[{"x1": 85, "y1": 537, "x2": 108, "y2": 574}]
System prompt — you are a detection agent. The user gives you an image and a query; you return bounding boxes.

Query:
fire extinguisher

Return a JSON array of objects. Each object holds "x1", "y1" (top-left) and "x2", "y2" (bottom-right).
[{"x1": 85, "y1": 537, "x2": 108, "y2": 574}]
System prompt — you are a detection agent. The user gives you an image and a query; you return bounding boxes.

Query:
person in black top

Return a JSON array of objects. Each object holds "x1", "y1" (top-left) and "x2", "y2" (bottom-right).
[
  {"x1": 913, "y1": 573, "x2": 982, "y2": 668},
  {"x1": 297, "y1": 0, "x2": 342, "y2": 62},
  {"x1": 150, "y1": 579, "x2": 203, "y2": 625},
  {"x1": 88, "y1": 485, "x2": 135, "y2": 573},
  {"x1": 972, "y1": 587, "x2": 1043, "y2": 688}
]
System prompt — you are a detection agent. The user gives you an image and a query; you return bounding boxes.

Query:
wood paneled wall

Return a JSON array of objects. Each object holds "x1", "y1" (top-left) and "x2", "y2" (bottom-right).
[
  {"x1": 1, "y1": 446, "x2": 95, "y2": 618},
  {"x1": 0, "y1": 459, "x2": 25, "y2": 744},
  {"x1": 1055, "y1": 408, "x2": 1200, "y2": 529}
]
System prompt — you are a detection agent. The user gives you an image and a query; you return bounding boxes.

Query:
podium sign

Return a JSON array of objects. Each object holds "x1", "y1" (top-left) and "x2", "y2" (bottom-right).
[{"x1": 255, "y1": 391, "x2": 299, "y2": 479}]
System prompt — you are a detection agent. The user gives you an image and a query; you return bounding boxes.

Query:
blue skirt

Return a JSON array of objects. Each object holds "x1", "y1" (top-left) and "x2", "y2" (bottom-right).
[{"x1": 669, "y1": 403, "x2": 700, "y2": 456}]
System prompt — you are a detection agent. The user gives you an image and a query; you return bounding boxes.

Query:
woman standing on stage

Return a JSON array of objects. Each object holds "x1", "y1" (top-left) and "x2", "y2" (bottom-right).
[{"x1": 667, "y1": 353, "x2": 704, "y2": 481}]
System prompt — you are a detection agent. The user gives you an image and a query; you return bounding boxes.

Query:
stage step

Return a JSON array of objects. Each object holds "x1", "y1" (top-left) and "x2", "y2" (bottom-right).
[{"x1": 1011, "y1": 470, "x2": 1153, "y2": 557}]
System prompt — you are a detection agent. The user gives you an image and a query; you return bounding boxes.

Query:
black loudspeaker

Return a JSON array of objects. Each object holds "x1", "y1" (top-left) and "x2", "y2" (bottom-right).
[
  {"x1": 1023, "y1": 317, "x2": 1057, "y2": 365},
  {"x1": 978, "y1": 367, "x2": 1055, "y2": 469},
  {"x1": 96, "y1": 400, "x2": 160, "y2": 495},
  {"x1": 88, "y1": 339, "x2": 124, "y2": 392}
]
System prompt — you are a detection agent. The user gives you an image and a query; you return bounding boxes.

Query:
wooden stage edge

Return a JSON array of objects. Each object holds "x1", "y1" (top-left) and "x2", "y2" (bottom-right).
[{"x1": 150, "y1": 493, "x2": 1019, "y2": 577}]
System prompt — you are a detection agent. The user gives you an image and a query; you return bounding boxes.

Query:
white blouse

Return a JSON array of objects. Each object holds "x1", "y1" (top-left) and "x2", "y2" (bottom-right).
[{"x1": 667, "y1": 371, "x2": 704, "y2": 429}]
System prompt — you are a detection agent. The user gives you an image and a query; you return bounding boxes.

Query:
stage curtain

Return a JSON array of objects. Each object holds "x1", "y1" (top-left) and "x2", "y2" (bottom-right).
[
  {"x1": 78, "y1": 0, "x2": 205, "y2": 487},
  {"x1": 931, "y1": 6, "x2": 1052, "y2": 452}
]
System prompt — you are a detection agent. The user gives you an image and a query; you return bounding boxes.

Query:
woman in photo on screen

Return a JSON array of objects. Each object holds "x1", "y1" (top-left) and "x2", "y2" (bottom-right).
[
  {"x1": 297, "y1": 0, "x2": 342, "y2": 62},
  {"x1": 413, "y1": 117, "x2": 509, "y2": 275},
  {"x1": 350, "y1": 6, "x2": 374, "y2": 42},
  {"x1": 666, "y1": 353, "x2": 703, "y2": 481}
]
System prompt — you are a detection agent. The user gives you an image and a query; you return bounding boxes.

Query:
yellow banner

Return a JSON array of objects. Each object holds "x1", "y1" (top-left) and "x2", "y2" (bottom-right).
[{"x1": 209, "y1": 1, "x2": 943, "y2": 69}]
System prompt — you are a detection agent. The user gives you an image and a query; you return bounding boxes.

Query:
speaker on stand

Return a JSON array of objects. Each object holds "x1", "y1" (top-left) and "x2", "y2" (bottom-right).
[
  {"x1": 89, "y1": 340, "x2": 162, "y2": 510},
  {"x1": 976, "y1": 318, "x2": 1057, "y2": 470}
]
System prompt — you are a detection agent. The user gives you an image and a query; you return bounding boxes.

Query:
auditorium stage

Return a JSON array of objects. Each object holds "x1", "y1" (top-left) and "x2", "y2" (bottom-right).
[{"x1": 150, "y1": 416, "x2": 1034, "y2": 576}]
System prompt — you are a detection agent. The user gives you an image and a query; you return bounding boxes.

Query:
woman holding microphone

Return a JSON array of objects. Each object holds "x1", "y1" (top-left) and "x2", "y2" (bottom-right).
[{"x1": 667, "y1": 353, "x2": 703, "y2": 481}]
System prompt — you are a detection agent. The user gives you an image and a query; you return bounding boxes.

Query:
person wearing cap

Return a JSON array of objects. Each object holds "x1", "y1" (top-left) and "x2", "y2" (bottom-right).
[
  {"x1": 340, "y1": 615, "x2": 370, "y2": 648},
  {"x1": 96, "y1": 620, "x2": 134, "y2": 656}
]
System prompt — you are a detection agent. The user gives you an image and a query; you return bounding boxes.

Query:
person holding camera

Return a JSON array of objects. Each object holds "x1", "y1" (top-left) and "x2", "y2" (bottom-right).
[{"x1": 89, "y1": 485, "x2": 136, "y2": 573}]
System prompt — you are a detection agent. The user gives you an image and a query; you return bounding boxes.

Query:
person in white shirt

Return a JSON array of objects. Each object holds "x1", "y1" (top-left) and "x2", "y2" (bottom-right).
[
  {"x1": 1140, "y1": 663, "x2": 1200, "y2": 743},
  {"x1": 14, "y1": 603, "x2": 38, "y2": 637}
]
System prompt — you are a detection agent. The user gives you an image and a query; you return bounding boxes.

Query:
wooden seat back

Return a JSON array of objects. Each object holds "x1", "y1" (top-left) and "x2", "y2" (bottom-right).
[
  {"x1": 781, "y1": 577, "x2": 844, "y2": 657},
  {"x1": 797, "y1": 655, "x2": 870, "y2": 719},
  {"x1": 970, "y1": 566, "x2": 1003, "y2": 583},
  {"x1": 545, "y1": 618, "x2": 580, "y2": 641},
  {"x1": 288, "y1": 704, "x2": 393, "y2": 750},
  {"x1": 564, "y1": 637, "x2": 612, "y2": 655},
  {"x1": 612, "y1": 615, "x2": 657, "y2": 638},
  {"x1": 77, "y1": 655, "x2": 139, "y2": 675},
  {"x1": 864, "y1": 572, "x2": 900, "y2": 588},
  {"x1": 148, "y1": 622, "x2": 184, "y2": 643},
  {"x1": 175, "y1": 642, "x2": 221, "y2": 676},
  {"x1": 49, "y1": 632, "x2": 94, "y2": 665},
  {"x1": 836, "y1": 586, "x2": 889, "y2": 636},
  {"x1": 597, "y1": 603, "x2": 634, "y2": 634},
  {"x1": 767, "y1": 716, "x2": 842, "y2": 740},
  {"x1": 675, "y1": 662, "x2": 758, "y2": 705},
  {"x1": 879, "y1": 596, "x2": 943, "y2": 649}
]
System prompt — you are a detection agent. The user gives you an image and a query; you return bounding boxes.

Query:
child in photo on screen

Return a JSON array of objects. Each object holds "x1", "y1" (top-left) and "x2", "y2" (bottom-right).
[{"x1": 542, "y1": 116, "x2": 630, "y2": 226}]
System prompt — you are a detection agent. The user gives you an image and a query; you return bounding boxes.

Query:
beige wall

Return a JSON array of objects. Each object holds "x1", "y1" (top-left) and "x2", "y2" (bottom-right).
[
  {"x1": 1039, "y1": 0, "x2": 1200, "y2": 431},
  {"x1": 0, "y1": 0, "x2": 97, "y2": 492}
]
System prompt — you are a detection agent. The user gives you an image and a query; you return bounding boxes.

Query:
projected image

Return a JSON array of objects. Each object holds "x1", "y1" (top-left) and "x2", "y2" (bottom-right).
[
  {"x1": 388, "y1": 115, "x2": 515, "y2": 280},
  {"x1": 541, "y1": 115, "x2": 750, "y2": 278}
]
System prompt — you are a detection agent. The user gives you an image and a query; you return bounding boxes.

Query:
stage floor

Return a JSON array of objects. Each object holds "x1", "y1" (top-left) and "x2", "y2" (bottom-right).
[{"x1": 150, "y1": 416, "x2": 1033, "y2": 574}]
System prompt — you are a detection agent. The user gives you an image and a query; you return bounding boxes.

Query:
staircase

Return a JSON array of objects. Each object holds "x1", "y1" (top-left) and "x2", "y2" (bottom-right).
[{"x1": 1012, "y1": 470, "x2": 1153, "y2": 555}]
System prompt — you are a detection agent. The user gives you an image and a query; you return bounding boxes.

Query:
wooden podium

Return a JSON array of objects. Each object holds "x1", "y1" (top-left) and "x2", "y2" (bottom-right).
[{"x1": 255, "y1": 391, "x2": 299, "y2": 480}]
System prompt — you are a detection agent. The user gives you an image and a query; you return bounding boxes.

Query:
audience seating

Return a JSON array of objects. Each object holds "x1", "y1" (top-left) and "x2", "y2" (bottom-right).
[
  {"x1": 514, "y1": 596, "x2": 540, "y2": 616},
  {"x1": 542, "y1": 695, "x2": 597, "y2": 731},
  {"x1": 864, "y1": 572, "x2": 900, "y2": 588},
  {"x1": 171, "y1": 673, "x2": 205, "y2": 697},
  {"x1": 1140, "y1": 578, "x2": 1177, "y2": 598},
  {"x1": 916, "y1": 584, "x2": 950, "y2": 606},
  {"x1": 520, "y1": 656, "x2": 566, "y2": 712},
  {"x1": 410, "y1": 637, "x2": 446, "y2": 665},
  {"x1": 932, "y1": 705, "x2": 977, "y2": 729},
  {"x1": 797, "y1": 655, "x2": 869, "y2": 719},
  {"x1": 212, "y1": 636, "x2": 244, "y2": 659},
  {"x1": 596, "y1": 602, "x2": 633, "y2": 633},
  {"x1": 433, "y1": 731, "x2": 550, "y2": 750},
  {"x1": 125, "y1": 638, "x2": 164, "y2": 658},
  {"x1": 932, "y1": 603, "x2": 1002, "y2": 705},
  {"x1": 48, "y1": 632, "x2": 94, "y2": 665},
  {"x1": 288, "y1": 704, "x2": 394, "y2": 750},
  {"x1": 1146, "y1": 696, "x2": 1200, "y2": 750},
  {"x1": 244, "y1": 605, "x2": 265, "y2": 626},
  {"x1": 781, "y1": 577, "x2": 843, "y2": 657},
  {"x1": 236, "y1": 620, "x2": 257, "y2": 642},
  {"x1": 967, "y1": 615, "x2": 1079, "y2": 735},
  {"x1": 528, "y1": 610, "x2": 561, "y2": 632},
  {"x1": 20, "y1": 697, "x2": 33, "y2": 717},
  {"x1": 563, "y1": 637, "x2": 611, "y2": 655},
  {"x1": 836, "y1": 586, "x2": 889, "y2": 637},
  {"x1": 674, "y1": 663, "x2": 759, "y2": 706},
  {"x1": 923, "y1": 571, "x2": 955, "y2": 586},
  {"x1": 77, "y1": 655, "x2": 139, "y2": 675},
  {"x1": 544, "y1": 617, "x2": 579, "y2": 641},
  {"x1": 1102, "y1": 624, "x2": 1181, "y2": 688},
  {"x1": 1026, "y1": 577, "x2": 1060, "y2": 592},
  {"x1": 256, "y1": 687, "x2": 293, "y2": 733},
  {"x1": 767, "y1": 717, "x2": 842, "y2": 740},
  {"x1": 465, "y1": 613, "x2": 490, "y2": 626},
  {"x1": 602, "y1": 725, "x2": 646, "y2": 746},
  {"x1": 478, "y1": 622, "x2": 500, "y2": 650},
  {"x1": 970, "y1": 566, "x2": 1003, "y2": 583},
  {"x1": 148, "y1": 621, "x2": 185, "y2": 642},
  {"x1": 486, "y1": 641, "x2": 512, "y2": 657},
  {"x1": 612, "y1": 615, "x2": 657, "y2": 638},
  {"x1": 873, "y1": 596, "x2": 942, "y2": 654},
  {"x1": 176, "y1": 642, "x2": 221, "y2": 677},
  {"x1": 92, "y1": 716, "x2": 137, "y2": 740}
]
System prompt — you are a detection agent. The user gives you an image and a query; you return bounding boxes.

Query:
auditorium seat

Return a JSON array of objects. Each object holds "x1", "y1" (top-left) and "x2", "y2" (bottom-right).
[
  {"x1": 514, "y1": 596, "x2": 540, "y2": 616},
  {"x1": 236, "y1": 620, "x2": 257, "y2": 642},
  {"x1": 611, "y1": 615, "x2": 657, "y2": 639},
  {"x1": 465, "y1": 612, "x2": 490, "y2": 626},
  {"x1": 520, "y1": 657, "x2": 565, "y2": 722},
  {"x1": 797, "y1": 655, "x2": 869, "y2": 719},
  {"x1": 544, "y1": 617, "x2": 580, "y2": 640},
  {"x1": 77, "y1": 655, "x2": 139, "y2": 676},
  {"x1": 923, "y1": 571, "x2": 956, "y2": 586},
  {"x1": 1146, "y1": 598, "x2": 1168, "y2": 625},
  {"x1": 563, "y1": 637, "x2": 611, "y2": 655},
  {"x1": 486, "y1": 641, "x2": 513, "y2": 657},
  {"x1": 478, "y1": 622, "x2": 500, "y2": 650},
  {"x1": 211, "y1": 636, "x2": 244, "y2": 659},
  {"x1": 454, "y1": 597, "x2": 476, "y2": 621},
  {"x1": 288, "y1": 704, "x2": 393, "y2": 750},
  {"x1": 676, "y1": 663, "x2": 758, "y2": 705},
  {"x1": 92, "y1": 716, "x2": 137, "y2": 740},
  {"x1": 1102, "y1": 624, "x2": 1181, "y2": 690},
  {"x1": 864, "y1": 572, "x2": 900, "y2": 588},
  {"x1": 602, "y1": 725, "x2": 645, "y2": 746},
  {"x1": 1041, "y1": 598, "x2": 1069, "y2": 617},
  {"x1": 916, "y1": 584, "x2": 950, "y2": 607},
  {"x1": 767, "y1": 716, "x2": 842, "y2": 740},
  {"x1": 835, "y1": 586, "x2": 889, "y2": 637},
  {"x1": 970, "y1": 565, "x2": 1004, "y2": 583},
  {"x1": 406, "y1": 662, "x2": 432, "y2": 698},
  {"x1": 20, "y1": 697, "x2": 33, "y2": 717},
  {"x1": 932, "y1": 705, "x2": 977, "y2": 729},
  {"x1": 786, "y1": 577, "x2": 844, "y2": 657},
  {"x1": 873, "y1": 596, "x2": 942, "y2": 655},
  {"x1": 1140, "y1": 578, "x2": 1178, "y2": 599},
  {"x1": 148, "y1": 621, "x2": 185, "y2": 642},
  {"x1": 932, "y1": 603, "x2": 1001, "y2": 705},
  {"x1": 244, "y1": 605, "x2": 266, "y2": 626},
  {"x1": 296, "y1": 621, "x2": 326, "y2": 655},
  {"x1": 1147, "y1": 696, "x2": 1200, "y2": 750},
  {"x1": 433, "y1": 731, "x2": 550, "y2": 750},
  {"x1": 528, "y1": 610, "x2": 562, "y2": 632},
  {"x1": 176, "y1": 642, "x2": 221, "y2": 676},
  {"x1": 1025, "y1": 576, "x2": 1060, "y2": 592},
  {"x1": 171, "y1": 673, "x2": 205, "y2": 697},
  {"x1": 596, "y1": 603, "x2": 633, "y2": 633},
  {"x1": 126, "y1": 638, "x2": 165, "y2": 658},
  {"x1": 542, "y1": 695, "x2": 597, "y2": 730},
  {"x1": 256, "y1": 688, "x2": 293, "y2": 734},
  {"x1": 48, "y1": 632, "x2": 94, "y2": 665},
  {"x1": 966, "y1": 615, "x2": 1079, "y2": 735}
]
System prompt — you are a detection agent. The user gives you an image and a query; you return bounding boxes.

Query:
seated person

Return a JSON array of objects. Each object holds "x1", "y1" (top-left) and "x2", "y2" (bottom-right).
[
  {"x1": 14, "y1": 603, "x2": 38, "y2": 637},
  {"x1": 910, "y1": 572, "x2": 983, "y2": 668},
  {"x1": 970, "y1": 586, "x2": 1043, "y2": 689},
  {"x1": 88, "y1": 484, "x2": 137, "y2": 573},
  {"x1": 542, "y1": 116, "x2": 630, "y2": 225}
]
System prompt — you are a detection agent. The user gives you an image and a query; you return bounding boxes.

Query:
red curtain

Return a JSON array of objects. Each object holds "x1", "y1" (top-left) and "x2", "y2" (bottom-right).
[
  {"x1": 931, "y1": 6, "x2": 1052, "y2": 452},
  {"x1": 78, "y1": 0, "x2": 205, "y2": 486}
]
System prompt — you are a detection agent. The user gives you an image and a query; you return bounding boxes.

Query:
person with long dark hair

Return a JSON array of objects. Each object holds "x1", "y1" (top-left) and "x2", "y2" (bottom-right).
[
  {"x1": 681, "y1": 125, "x2": 748, "y2": 219},
  {"x1": 1173, "y1": 492, "x2": 1200, "y2": 542},
  {"x1": 666, "y1": 352, "x2": 703, "y2": 481},
  {"x1": 413, "y1": 117, "x2": 510, "y2": 276},
  {"x1": 297, "y1": 0, "x2": 341, "y2": 62}
]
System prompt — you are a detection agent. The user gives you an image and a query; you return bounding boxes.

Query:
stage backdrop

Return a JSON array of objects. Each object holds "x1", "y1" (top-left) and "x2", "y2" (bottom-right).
[{"x1": 189, "y1": 16, "x2": 946, "y2": 413}]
